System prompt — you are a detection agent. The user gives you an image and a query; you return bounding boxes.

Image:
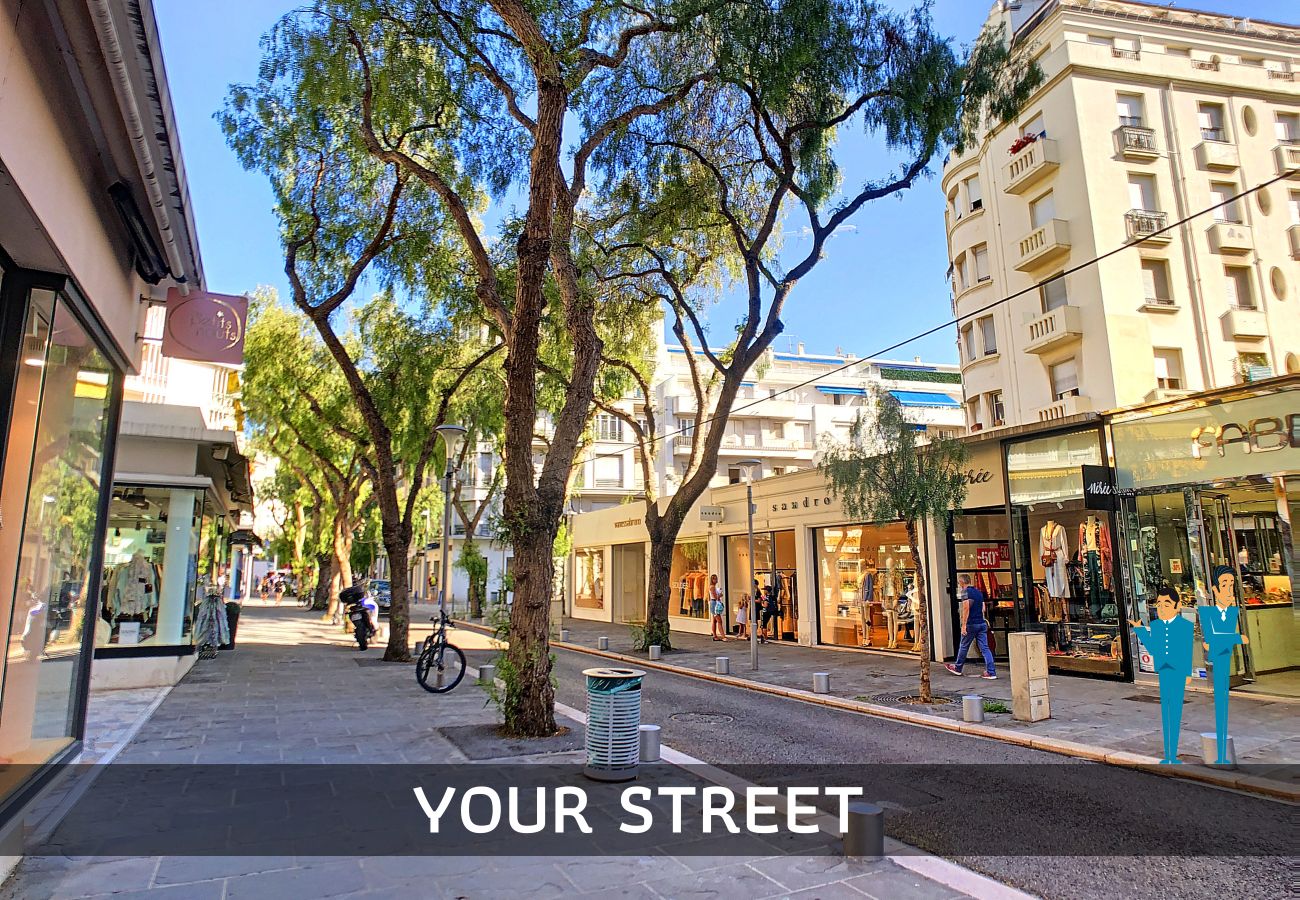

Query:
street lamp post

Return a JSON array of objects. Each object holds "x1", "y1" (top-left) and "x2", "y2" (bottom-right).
[
  {"x1": 436, "y1": 425, "x2": 467, "y2": 617},
  {"x1": 739, "y1": 459, "x2": 762, "y2": 670}
]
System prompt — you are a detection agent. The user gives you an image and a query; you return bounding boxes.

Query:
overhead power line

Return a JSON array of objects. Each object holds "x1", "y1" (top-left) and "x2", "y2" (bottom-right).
[{"x1": 571, "y1": 167, "x2": 1297, "y2": 475}]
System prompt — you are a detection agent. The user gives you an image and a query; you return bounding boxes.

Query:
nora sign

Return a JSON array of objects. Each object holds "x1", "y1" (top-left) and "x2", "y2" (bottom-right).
[{"x1": 162, "y1": 288, "x2": 248, "y2": 365}]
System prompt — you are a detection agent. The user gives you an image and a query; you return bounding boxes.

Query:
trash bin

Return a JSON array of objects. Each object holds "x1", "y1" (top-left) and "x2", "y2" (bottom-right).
[
  {"x1": 582, "y1": 667, "x2": 645, "y2": 782},
  {"x1": 221, "y1": 602, "x2": 241, "y2": 650}
]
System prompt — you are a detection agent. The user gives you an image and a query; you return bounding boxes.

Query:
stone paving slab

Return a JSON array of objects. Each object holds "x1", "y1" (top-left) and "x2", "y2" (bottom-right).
[
  {"x1": 2, "y1": 606, "x2": 998, "y2": 900},
  {"x1": 544, "y1": 617, "x2": 1298, "y2": 780}
]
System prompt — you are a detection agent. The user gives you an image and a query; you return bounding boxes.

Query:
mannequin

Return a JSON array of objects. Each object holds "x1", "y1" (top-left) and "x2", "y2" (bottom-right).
[
  {"x1": 1078, "y1": 516, "x2": 1113, "y2": 619},
  {"x1": 107, "y1": 552, "x2": 159, "y2": 619},
  {"x1": 1039, "y1": 520, "x2": 1069, "y2": 622}
]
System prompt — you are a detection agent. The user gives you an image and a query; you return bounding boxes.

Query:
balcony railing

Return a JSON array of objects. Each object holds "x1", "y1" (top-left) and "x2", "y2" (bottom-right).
[
  {"x1": 1288, "y1": 223, "x2": 1300, "y2": 260},
  {"x1": 1276, "y1": 144, "x2": 1300, "y2": 177},
  {"x1": 1002, "y1": 137, "x2": 1059, "y2": 195},
  {"x1": 1116, "y1": 125, "x2": 1158, "y2": 158},
  {"x1": 1111, "y1": 48, "x2": 1140, "y2": 60},
  {"x1": 1200, "y1": 127, "x2": 1225, "y2": 142},
  {"x1": 1141, "y1": 295, "x2": 1177, "y2": 311},
  {"x1": 1125, "y1": 209, "x2": 1171, "y2": 243},
  {"x1": 1034, "y1": 394, "x2": 1092, "y2": 423},
  {"x1": 1023, "y1": 305, "x2": 1083, "y2": 355},
  {"x1": 1196, "y1": 139, "x2": 1239, "y2": 170},
  {"x1": 1267, "y1": 70, "x2": 1294, "y2": 81},
  {"x1": 1014, "y1": 219, "x2": 1071, "y2": 271},
  {"x1": 1191, "y1": 59, "x2": 1219, "y2": 71},
  {"x1": 1207, "y1": 221, "x2": 1252, "y2": 255},
  {"x1": 1224, "y1": 308, "x2": 1267, "y2": 340}
]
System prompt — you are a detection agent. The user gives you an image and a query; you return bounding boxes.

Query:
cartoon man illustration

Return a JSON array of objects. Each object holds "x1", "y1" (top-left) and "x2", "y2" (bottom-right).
[
  {"x1": 1130, "y1": 586, "x2": 1193, "y2": 764},
  {"x1": 1197, "y1": 564, "x2": 1249, "y2": 765}
]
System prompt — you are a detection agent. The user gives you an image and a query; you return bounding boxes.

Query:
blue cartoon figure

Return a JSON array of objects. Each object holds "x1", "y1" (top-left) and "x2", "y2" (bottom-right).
[
  {"x1": 1129, "y1": 586, "x2": 1193, "y2": 764},
  {"x1": 1197, "y1": 564, "x2": 1249, "y2": 765}
]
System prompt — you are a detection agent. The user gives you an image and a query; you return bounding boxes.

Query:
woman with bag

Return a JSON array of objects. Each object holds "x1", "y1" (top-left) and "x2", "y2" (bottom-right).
[{"x1": 708, "y1": 574, "x2": 726, "y2": 640}]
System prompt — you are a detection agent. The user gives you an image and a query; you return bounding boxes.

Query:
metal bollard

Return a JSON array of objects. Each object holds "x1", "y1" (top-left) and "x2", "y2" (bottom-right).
[
  {"x1": 478, "y1": 664, "x2": 496, "y2": 685},
  {"x1": 639, "y1": 724, "x2": 661, "y2": 762},
  {"x1": 813, "y1": 672, "x2": 830, "y2": 694},
  {"x1": 648, "y1": 645, "x2": 661, "y2": 661},
  {"x1": 560, "y1": 628, "x2": 571, "y2": 642},
  {"x1": 843, "y1": 801, "x2": 884, "y2": 858},
  {"x1": 597, "y1": 636, "x2": 609, "y2": 651},
  {"x1": 962, "y1": 695, "x2": 984, "y2": 723},
  {"x1": 716, "y1": 657, "x2": 730, "y2": 675},
  {"x1": 1200, "y1": 732, "x2": 1236, "y2": 768}
]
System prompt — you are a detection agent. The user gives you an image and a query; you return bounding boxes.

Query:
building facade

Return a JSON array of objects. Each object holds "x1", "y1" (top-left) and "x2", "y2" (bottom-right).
[{"x1": 943, "y1": 0, "x2": 1299, "y2": 432}]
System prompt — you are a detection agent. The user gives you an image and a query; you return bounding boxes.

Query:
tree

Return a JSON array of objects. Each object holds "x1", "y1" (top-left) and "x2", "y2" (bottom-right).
[
  {"x1": 588, "y1": 4, "x2": 1040, "y2": 649},
  {"x1": 819, "y1": 389, "x2": 968, "y2": 702}
]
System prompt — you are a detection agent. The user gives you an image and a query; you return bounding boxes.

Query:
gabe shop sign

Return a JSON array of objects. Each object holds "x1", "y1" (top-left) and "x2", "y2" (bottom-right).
[{"x1": 161, "y1": 288, "x2": 248, "y2": 365}]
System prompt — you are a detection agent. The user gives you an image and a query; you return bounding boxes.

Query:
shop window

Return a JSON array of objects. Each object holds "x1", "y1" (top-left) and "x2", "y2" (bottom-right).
[
  {"x1": 0, "y1": 290, "x2": 116, "y2": 768},
  {"x1": 1153, "y1": 348, "x2": 1184, "y2": 391},
  {"x1": 1050, "y1": 358, "x2": 1080, "y2": 400},
  {"x1": 815, "y1": 524, "x2": 920, "y2": 652},
  {"x1": 1224, "y1": 265, "x2": 1255, "y2": 310},
  {"x1": 1140, "y1": 259, "x2": 1172, "y2": 305},
  {"x1": 100, "y1": 486, "x2": 206, "y2": 649},
  {"x1": 669, "y1": 541, "x2": 710, "y2": 619},
  {"x1": 950, "y1": 512, "x2": 1015, "y2": 658},
  {"x1": 725, "y1": 531, "x2": 798, "y2": 641},
  {"x1": 1198, "y1": 102, "x2": 1227, "y2": 142},
  {"x1": 1041, "y1": 275, "x2": 1068, "y2": 311},
  {"x1": 978, "y1": 316, "x2": 997, "y2": 356},
  {"x1": 575, "y1": 549, "x2": 604, "y2": 609},
  {"x1": 1210, "y1": 182, "x2": 1242, "y2": 223}
]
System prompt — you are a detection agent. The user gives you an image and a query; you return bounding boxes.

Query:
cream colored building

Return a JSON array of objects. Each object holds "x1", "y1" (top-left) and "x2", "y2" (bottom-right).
[{"x1": 943, "y1": 0, "x2": 1299, "y2": 432}]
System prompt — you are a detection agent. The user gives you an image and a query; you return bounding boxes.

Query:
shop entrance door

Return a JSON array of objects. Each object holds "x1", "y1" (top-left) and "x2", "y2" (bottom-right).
[
  {"x1": 611, "y1": 544, "x2": 646, "y2": 625},
  {"x1": 1196, "y1": 492, "x2": 1253, "y2": 686},
  {"x1": 771, "y1": 530, "x2": 799, "y2": 641}
]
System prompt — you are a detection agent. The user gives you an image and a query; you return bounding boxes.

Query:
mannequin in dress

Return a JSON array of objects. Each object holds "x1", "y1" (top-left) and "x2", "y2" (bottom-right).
[
  {"x1": 1078, "y1": 516, "x2": 1113, "y2": 619},
  {"x1": 1039, "y1": 521, "x2": 1069, "y2": 621}
]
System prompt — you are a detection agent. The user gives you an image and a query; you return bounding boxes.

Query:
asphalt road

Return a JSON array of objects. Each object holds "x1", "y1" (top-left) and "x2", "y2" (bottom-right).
[{"x1": 539, "y1": 645, "x2": 1294, "y2": 900}]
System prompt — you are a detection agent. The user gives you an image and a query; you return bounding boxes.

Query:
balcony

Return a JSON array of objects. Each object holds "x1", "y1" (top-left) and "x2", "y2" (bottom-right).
[
  {"x1": 1195, "y1": 139, "x2": 1239, "y2": 171},
  {"x1": 1289, "y1": 224, "x2": 1300, "y2": 260},
  {"x1": 1116, "y1": 125, "x2": 1159, "y2": 160},
  {"x1": 1125, "y1": 209, "x2": 1172, "y2": 244},
  {"x1": 1023, "y1": 305, "x2": 1083, "y2": 355},
  {"x1": 1140, "y1": 296, "x2": 1179, "y2": 313},
  {"x1": 1014, "y1": 219, "x2": 1071, "y2": 272},
  {"x1": 1223, "y1": 307, "x2": 1267, "y2": 340},
  {"x1": 1276, "y1": 143, "x2": 1300, "y2": 177},
  {"x1": 1002, "y1": 137, "x2": 1059, "y2": 195},
  {"x1": 1207, "y1": 221, "x2": 1252, "y2": 255},
  {"x1": 1034, "y1": 394, "x2": 1092, "y2": 423}
]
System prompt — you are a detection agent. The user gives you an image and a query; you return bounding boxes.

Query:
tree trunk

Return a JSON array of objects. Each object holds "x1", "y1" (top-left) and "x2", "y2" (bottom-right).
[
  {"x1": 906, "y1": 518, "x2": 932, "y2": 703},
  {"x1": 642, "y1": 518, "x2": 680, "y2": 650},
  {"x1": 313, "y1": 551, "x2": 333, "y2": 612},
  {"x1": 382, "y1": 532, "x2": 412, "y2": 662},
  {"x1": 502, "y1": 527, "x2": 558, "y2": 737},
  {"x1": 328, "y1": 520, "x2": 353, "y2": 623}
]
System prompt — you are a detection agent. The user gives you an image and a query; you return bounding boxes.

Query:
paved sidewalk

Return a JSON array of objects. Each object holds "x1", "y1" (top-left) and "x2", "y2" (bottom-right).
[
  {"x1": 3, "y1": 606, "x2": 1006, "y2": 900},
  {"x1": 542, "y1": 617, "x2": 1297, "y2": 792}
]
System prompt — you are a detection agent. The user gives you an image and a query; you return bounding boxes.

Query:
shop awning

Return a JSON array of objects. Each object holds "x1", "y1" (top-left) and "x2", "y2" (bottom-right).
[
  {"x1": 817, "y1": 386, "x2": 866, "y2": 396},
  {"x1": 889, "y1": 390, "x2": 961, "y2": 408}
]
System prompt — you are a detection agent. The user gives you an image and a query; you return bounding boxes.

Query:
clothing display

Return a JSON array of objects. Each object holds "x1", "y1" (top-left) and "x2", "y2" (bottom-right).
[
  {"x1": 106, "y1": 554, "x2": 160, "y2": 618},
  {"x1": 1039, "y1": 522, "x2": 1069, "y2": 599}
]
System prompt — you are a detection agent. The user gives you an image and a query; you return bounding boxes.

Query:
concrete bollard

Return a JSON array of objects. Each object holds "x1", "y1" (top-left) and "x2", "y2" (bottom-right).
[
  {"x1": 716, "y1": 657, "x2": 730, "y2": 675},
  {"x1": 639, "y1": 724, "x2": 661, "y2": 762},
  {"x1": 1200, "y1": 732, "x2": 1237, "y2": 768},
  {"x1": 597, "y1": 636, "x2": 609, "y2": 651},
  {"x1": 648, "y1": 645, "x2": 661, "y2": 661},
  {"x1": 963, "y1": 695, "x2": 984, "y2": 723},
  {"x1": 813, "y1": 672, "x2": 830, "y2": 694},
  {"x1": 560, "y1": 628, "x2": 571, "y2": 642},
  {"x1": 843, "y1": 801, "x2": 884, "y2": 858},
  {"x1": 478, "y1": 664, "x2": 496, "y2": 685}
]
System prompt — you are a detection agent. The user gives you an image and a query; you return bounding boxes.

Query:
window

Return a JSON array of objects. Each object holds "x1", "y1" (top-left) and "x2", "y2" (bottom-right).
[
  {"x1": 978, "y1": 316, "x2": 997, "y2": 356},
  {"x1": 967, "y1": 397, "x2": 984, "y2": 430},
  {"x1": 1041, "y1": 275, "x2": 1068, "y2": 311},
  {"x1": 595, "y1": 413, "x2": 623, "y2": 442},
  {"x1": 1022, "y1": 112, "x2": 1045, "y2": 139},
  {"x1": 676, "y1": 416, "x2": 696, "y2": 438},
  {"x1": 1050, "y1": 358, "x2": 1080, "y2": 400},
  {"x1": 1276, "y1": 112, "x2": 1300, "y2": 144},
  {"x1": 960, "y1": 323, "x2": 976, "y2": 362},
  {"x1": 1198, "y1": 102, "x2": 1226, "y2": 142},
  {"x1": 1127, "y1": 174, "x2": 1157, "y2": 212},
  {"x1": 593, "y1": 455, "x2": 623, "y2": 488},
  {"x1": 1140, "y1": 259, "x2": 1172, "y2": 305},
  {"x1": 1153, "y1": 349, "x2": 1184, "y2": 391},
  {"x1": 973, "y1": 245, "x2": 990, "y2": 282},
  {"x1": 954, "y1": 252, "x2": 968, "y2": 292},
  {"x1": 989, "y1": 391, "x2": 1006, "y2": 426},
  {"x1": 1290, "y1": 191, "x2": 1300, "y2": 226},
  {"x1": 947, "y1": 188, "x2": 961, "y2": 222},
  {"x1": 727, "y1": 467, "x2": 743, "y2": 485},
  {"x1": 1086, "y1": 34, "x2": 1113, "y2": 49},
  {"x1": 1210, "y1": 182, "x2": 1241, "y2": 223},
  {"x1": 1030, "y1": 191, "x2": 1056, "y2": 229},
  {"x1": 1116, "y1": 93, "x2": 1144, "y2": 127},
  {"x1": 1224, "y1": 266, "x2": 1255, "y2": 310},
  {"x1": 964, "y1": 176, "x2": 983, "y2": 213}
]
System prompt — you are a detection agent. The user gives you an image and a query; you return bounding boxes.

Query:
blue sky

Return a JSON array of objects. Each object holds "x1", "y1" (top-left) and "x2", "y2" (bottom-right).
[{"x1": 156, "y1": 0, "x2": 1291, "y2": 366}]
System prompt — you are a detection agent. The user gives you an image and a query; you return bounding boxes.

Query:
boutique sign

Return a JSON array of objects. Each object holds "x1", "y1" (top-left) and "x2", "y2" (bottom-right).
[
  {"x1": 161, "y1": 287, "x2": 248, "y2": 365},
  {"x1": 1113, "y1": 387, "x2": 1300, "y2": 490}
]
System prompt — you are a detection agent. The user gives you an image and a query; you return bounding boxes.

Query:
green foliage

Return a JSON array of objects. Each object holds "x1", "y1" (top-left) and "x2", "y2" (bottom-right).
[
  {"x1": 819, "y1": 388, "x2": 969, "y2": 527},
  {"x1": 679, "y1": 541, "x2": 708, "y2": 566},
  {"x1": 983, "y1": 699, "x2": 1011, "y2": 714},
  {"x1": 878, "y1": 367, "x2": 962, "y2": 385}
]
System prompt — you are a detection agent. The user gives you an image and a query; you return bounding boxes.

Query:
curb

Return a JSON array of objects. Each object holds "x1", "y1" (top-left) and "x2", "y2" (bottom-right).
[{"x1": 460, "y1": 622, "x2": 1297, "y2": 804}]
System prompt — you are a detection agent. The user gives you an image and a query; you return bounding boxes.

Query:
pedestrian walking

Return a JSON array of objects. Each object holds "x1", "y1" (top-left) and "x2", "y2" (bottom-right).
[
  {"x1": 759, "y1": 586, "x2": 778, "y2": 644},
  {"x1": 258, "y1": 576, "x2": 269, "y2": 604},
  {"x1": 735, "y1": 594, "x2": 749, "y2": 638},
  {"x1": 945, "y1": 574, "x2": 996, "y2": 679},
  {"x1": 708, "y1": 574, "x2": 726, "y2": 640},
  {"x1": 273, "y1": 575, "x2": 286, "y2": 606}
]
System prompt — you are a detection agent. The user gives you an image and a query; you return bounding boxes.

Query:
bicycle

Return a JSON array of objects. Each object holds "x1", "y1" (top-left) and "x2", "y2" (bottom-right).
[
  {"x1": 299, "y1": 583, "x2": 315, "y2": 609},
  {"x1": 415, "y1": 608, "x2": 466, "y2": 694}
]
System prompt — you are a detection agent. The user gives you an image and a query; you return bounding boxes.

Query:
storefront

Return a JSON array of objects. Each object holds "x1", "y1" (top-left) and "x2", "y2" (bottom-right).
[
  {"x1": 812, "y1": 522, "x2": 925, "y2": 652},
  {"x1": 1110, "y1": 377, "x2": 1298, "y2": 698},
  {"x1": 1004, "y1": 422, "x2": 1131, "y2": 679}
]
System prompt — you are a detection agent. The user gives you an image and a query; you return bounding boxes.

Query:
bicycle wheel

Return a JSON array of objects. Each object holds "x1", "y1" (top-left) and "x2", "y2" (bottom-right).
[{"x1": 416, "y1": 642, "x2": 466, "y2": 693}]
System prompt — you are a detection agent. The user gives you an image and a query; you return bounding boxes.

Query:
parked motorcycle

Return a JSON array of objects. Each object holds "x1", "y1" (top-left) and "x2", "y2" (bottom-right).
[{"x1": 341, "y1": 585, "x2": 377, "y2": 651}]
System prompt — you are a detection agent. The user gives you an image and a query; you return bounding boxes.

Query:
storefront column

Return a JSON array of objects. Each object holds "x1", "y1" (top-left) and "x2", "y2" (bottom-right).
[
  {"x1": 793, "y1": 524, "x2": 814, "y2": 646},
  {"x1": 925, "y1": 516, "x2": 954, "y2": 659},
  {"x1": 1275, "y1": 476, "x2": 1298, "y2": 603},
  {"x1": 155, "y1": 489, "x2": 198, "y2": 645},
  {"x1": 1183, "y1": 486, "x2": 1211, "y2": 606}
]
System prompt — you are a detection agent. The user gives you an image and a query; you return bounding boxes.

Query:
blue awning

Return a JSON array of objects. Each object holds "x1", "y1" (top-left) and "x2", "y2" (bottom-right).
[
  {"x1": 890, "y1": 390, "x2": 961, "y2": 408},
  {"x1": 817, "y1": 386, "x2": 866, "y2": 396}
]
